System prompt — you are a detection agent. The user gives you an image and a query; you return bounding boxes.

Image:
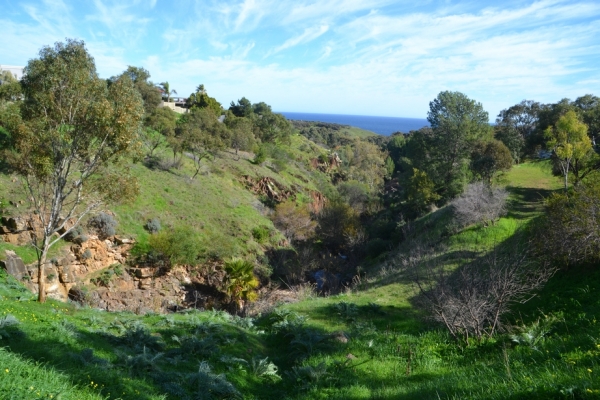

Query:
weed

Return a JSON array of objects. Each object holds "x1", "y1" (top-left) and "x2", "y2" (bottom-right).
[
  {"x1": 145, "y1": 218, "x2": 161, "y2": 234},
  {"x1": 286, "y1": 362, "x2": 330, "y2": 390},
  {"x1": 81, "y1": 249, "x2": 93, "y2": 260},
  {"x1": 187, "y1": 361, "x2": 242, "y2": 400},
  {"x1": 0, "y1": 314, "x2": 20, "y2": 339}
]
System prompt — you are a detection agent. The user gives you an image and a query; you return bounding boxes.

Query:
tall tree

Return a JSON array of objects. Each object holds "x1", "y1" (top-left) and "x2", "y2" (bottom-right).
[
  {"x1": 573, "y1": 94, "x2": 600, "y2": 146},
  {"x1": 177, "y1": 107, "x2": 229, "y2": 179},
  {"x1": 229, "y1": 97, "x2": 253, "y2": 117},
  {"x1": 0, "y1": 68, "x2": 22, "y2": 102},
  {"x1": 113, "y1": 66, "x2": 162, "y2": 115},
  {"x1": 186, "y1": 84, "x2": 222, "y2": 116},
  {"x1": 224, "y1": 111, "x2": 255, "y2": 156},
  {"x1": 425, "y1": 91, "x2": 491, "y2": 200},
  {"x1": 545, "y1": 110, "x2": 592, "y2": 190},
  {"x1": 8, "y1": 39, "x2": 143, "y2": 302},
  {"x1": 494, "y1": 100, "x2": 541, "y2": 163}
]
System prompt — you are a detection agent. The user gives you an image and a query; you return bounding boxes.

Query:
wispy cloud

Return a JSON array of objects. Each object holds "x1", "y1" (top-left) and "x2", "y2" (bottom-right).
[
  {"x1": 271, "y1": 25, "x2": 329, "y2": 54},
  {"x1": 1, "y1": 0, "x2": 599, "y2": 118}
]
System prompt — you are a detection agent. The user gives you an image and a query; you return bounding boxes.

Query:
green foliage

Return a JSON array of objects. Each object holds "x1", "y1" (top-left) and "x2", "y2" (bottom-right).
[
  {"x1": 536, "y1": 178, "x2": 600, "y2": 266},
  {"x1": 251, "y1": 226, "x2": 271, "y2": 244},
  {"x1": 416, "y1": 91, "x2": 492, "y2": 201},
  {"x1": 316, "y1": 200, "x2": 362, "y2": 251},
  {"x1": 186, "y1": 84, "x2": 223, "y2": 116},
  {"x1": 8, "y1": 39, "x2": 143, "y2": 302},
  {"x1": 116, "y1": 66, "x2": 162, "y2": 115},
  {"x1": 81, "y1": 249, "x2": 93, "y2": 260},
  {"x1": 158, "y1": 81, "x2": 177, "y2": 102},
  {"x1": 253, "y1": 144, "x2": 268, "y2": 164},
  {"x1": 470, "y1": 139, "x2": 513, "y2": 182},
  {"x1": 148, "y1": 226, "x2": 204, "y2": 267},
  {"x1": 365, "y1": 238, "x2": 392, "y2": 258},
  {"x1": 404, "y1": 168, "x2": 440, "y2": 217},
  {"x1": 0, "y1": 314, "x2": 20, "y2": 339},
  {"x1": 0, "y1": 68, "x2": 21, "y2": 101},
  {"x1": 188, "y1": 361, "x2": 242, "y2": 400},
  {"x1": 545, "y1": 110, "x2": 594, "y2": 189},
  {"x1": 495, "y1": 100, "x2": 541, "y2": 162},
  {"x1": 229, "y1": 97, "x2": 253, "y2": 117},
  {"x1": 64, "y1": 225, "x2": 85, "y2": 242},
  {"x1": 223, "y1": 258, "x2": 259, "y2": 306},
  {"x1": 91, "y1": 264, "x2": 123, "y2": 287}
]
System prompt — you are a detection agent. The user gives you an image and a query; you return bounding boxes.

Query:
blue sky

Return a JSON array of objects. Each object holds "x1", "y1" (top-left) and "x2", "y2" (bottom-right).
[{"x1": 1, "y1": 0, "x2": 599, "y2": 119}]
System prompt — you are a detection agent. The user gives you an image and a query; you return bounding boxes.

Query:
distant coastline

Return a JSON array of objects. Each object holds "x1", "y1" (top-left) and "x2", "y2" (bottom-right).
[{"x1": 279, "y1": 111, "x2": 429, "y2": 136}]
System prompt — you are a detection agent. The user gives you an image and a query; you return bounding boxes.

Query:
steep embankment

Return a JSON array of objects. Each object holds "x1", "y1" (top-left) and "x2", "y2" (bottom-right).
[{"x1": 0, "y1": 131, "x2": 343, "y2": 311}]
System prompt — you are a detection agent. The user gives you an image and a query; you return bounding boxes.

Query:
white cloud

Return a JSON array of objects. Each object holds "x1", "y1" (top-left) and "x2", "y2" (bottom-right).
[
  {"x1": 1, "y1": 0, "x2": 600, "y2": 119},
  {"x1": 271, "y1": 25, "x2": 329, "y2": 54}
]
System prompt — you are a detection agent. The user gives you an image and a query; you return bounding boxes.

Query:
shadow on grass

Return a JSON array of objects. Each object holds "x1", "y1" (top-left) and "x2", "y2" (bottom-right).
[
  {"x1": 506, "y1": 185, "x2": 556, "y2": 219},
  {"x1": 0, "y1": 312, "x2": 295, "y2": 399}
]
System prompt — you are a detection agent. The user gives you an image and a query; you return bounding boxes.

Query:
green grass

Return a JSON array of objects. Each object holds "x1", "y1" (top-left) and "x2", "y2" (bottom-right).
[{"x1": 1, "y1": 156, "x2": 599, "y2": 399}]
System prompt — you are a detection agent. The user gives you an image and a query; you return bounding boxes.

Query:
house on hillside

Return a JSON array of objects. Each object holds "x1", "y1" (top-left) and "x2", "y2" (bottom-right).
[{"x1": 0, "y1": 65, "x2": 25, "y2": 81}]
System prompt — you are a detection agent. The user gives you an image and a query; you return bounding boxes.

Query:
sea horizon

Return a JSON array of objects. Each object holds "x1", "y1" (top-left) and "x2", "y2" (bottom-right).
[{"x1": 278, "y1": 111, "x2": 430, "y2": 136}]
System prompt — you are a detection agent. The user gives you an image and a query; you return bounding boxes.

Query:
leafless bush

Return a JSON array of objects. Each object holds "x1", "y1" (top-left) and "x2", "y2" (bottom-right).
[
  {"x1": 404, "y1": 238, "x2": 556, "y2": 345},
  {"x1": 451, "y1": 182, "x2": 508, "y2": 227}
]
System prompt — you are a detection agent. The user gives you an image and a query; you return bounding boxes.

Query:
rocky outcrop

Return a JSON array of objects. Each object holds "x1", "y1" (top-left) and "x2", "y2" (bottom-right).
[
  {"x1": 0, "y1": 215, "x2": 43, "y2": 246},
  {"x1": 0, "y1": 250, "x2": 28, "y2": 281},
  {"x1": 1, "y1": 235, "x2": 229, "y2": 313}
]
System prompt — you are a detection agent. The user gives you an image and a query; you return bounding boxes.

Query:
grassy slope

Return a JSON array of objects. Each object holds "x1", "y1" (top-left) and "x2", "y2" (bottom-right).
[
  {"x1": 1, "y1": 159, "x2": 600, "y2": 399},
  {"x1": 0, "y1": 133, "x2": 331, "y2": 267}
]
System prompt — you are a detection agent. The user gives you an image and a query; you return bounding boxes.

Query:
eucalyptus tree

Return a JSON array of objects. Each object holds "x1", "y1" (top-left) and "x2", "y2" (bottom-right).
[
  {"x1": 545, "y1": 110, "x2": 593, "y2": 190},
  {"x1": 7, "y1": 39, "x2": 143, "y2": 302},
  {"x1": 494, "y1": 100, "x2": 541, "y2": 162}
]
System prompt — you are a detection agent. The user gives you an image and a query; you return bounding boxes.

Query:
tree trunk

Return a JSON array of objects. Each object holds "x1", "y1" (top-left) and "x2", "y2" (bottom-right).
[{"x1": 37, "y1": 239, "x2": 49, "y2": 303}]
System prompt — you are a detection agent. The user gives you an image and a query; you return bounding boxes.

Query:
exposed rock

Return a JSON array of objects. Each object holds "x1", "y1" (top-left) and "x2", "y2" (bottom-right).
[
  {"x1": 330, "y1": 331, "x2": 350, "y2": 344},
  {"x1": 4, "y1": 217, "x2": 27, "y2": 231},
  {"x1": 131, "y1": 267, "x2": 155, "y2": 279},
  {"x1": 58, "y1": 265, "x2": 77, "y2": 283},
  {"x1": 1, "y1": 250, "x2": 28, "y2": 281},
  {"x1": 114, "y1": 236, "x2": 134, "y2": 245}
]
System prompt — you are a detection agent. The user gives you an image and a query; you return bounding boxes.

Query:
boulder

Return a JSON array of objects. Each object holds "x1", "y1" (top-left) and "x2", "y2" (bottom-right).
[
  {"x1": 4, "y1": 217, "x2": 27, "y2": 232},
  {"x1": 58, "y1": 265, "x2": 77, "y2": 283},
  {"x1": 1, "y1": 250, "x2": 28, "y2": 281}
]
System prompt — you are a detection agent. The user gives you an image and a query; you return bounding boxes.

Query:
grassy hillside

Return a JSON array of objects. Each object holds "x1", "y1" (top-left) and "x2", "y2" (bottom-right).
[{"x1": 2, "y1": 161, "x2": 600, "y2": 399}]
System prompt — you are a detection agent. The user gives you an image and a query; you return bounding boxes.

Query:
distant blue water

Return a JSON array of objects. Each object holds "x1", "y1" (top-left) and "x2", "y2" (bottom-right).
[{"x1": 279, "y1": 111, "x2": 429, "y2": 136}]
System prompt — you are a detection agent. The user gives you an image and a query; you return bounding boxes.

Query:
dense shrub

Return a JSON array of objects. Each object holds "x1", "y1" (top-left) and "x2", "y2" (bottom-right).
[
  {"x1": 144, "y1": 218, "x2": 161, "y2": 234},
  {"x1": 64, "y1": 225, "x2": 85, "y2": 242},
  {"x1": 87, "y1": 212, "x2": 118, "y2": 238},
  {"x1": 81, "y1": 249, "x2": 93, "y2": 260},
  {"x1": 451, "y1": 182, "x2": 508, "y2": 227},
  {"x1": 251, "y1": 226, "x2": 271, "y2": 244},
  {"x1": 148, "y1": 226, "x2": 204, "y2": 267},
  {"x1": 366, "y1": 238, "x2": 392, "y2": 259},
  {"x1": 271, "y1": 201, "x2": 316, "y2": 243},
  {"x1": 535, "y1": 180, "x2": 600, "y2": 267}
]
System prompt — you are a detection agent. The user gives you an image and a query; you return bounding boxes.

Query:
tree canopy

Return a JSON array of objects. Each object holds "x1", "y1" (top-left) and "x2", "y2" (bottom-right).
[{"x1": 5, "y1": 39, "x2": 144, "y2": 302}]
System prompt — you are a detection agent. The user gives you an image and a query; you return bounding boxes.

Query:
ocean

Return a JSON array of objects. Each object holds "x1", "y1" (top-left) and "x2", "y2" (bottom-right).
[{"x1": 279, "y1": 111, "x2": 429, "y2": 136}]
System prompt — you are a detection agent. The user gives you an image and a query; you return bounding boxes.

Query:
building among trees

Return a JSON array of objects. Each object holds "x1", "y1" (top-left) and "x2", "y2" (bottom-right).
[{"x1": 0, "y1": 65, "x2": 25, "y2": 81}]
